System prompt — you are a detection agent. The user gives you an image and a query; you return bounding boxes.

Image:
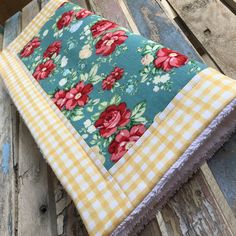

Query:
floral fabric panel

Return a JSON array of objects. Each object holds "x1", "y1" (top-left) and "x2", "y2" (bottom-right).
[{"x1": 18, "y1": 2, "x2": 207, "y2": 170}]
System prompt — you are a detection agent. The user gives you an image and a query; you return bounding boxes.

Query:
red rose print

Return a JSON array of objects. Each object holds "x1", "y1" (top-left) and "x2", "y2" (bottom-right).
[
  {"x1": 75, "y1": 9, "x2": 92, "y2": 20},
  {"x1": 91, "y1": 20, "x2": 118, "y2": 38},
  {"x1": 102, "y1": 76, "x2": 116, "y2": 90},
  {"x1": 95, "y1": 102, "x2": 131, "y2": 138},
  {"x1": 95, "y1": 30, "x2": 128, "y2": 56},
  {"x1": 20, "y1": 38, "x2": 40, "y2": 58},
  {"x1": 33, "y1": 60, "x2": 56, "y2": 81},
  {"x1": 43, "y1": 41, "x2": 62, "y2": 58},
  {"x1": 108, "y1": 124, "x2": 146, "y2": 162},
  {"x1": 52, "y1": 90, "x2": 67, "y2": 110},
  {"x1": 153, "y1": 48, "x2": 188, "y2": 72},
  {"x1": 65, "y1": 81, "x2": 93, "y2": 110},
  {"x1": 57, "y1": 10, "x2": 74, "y2": 30},
  {"x1": 110, "y1": 67, "x2": 124, "y2": 80},
  {"x1": 102, "y1": 67, "x2": 124, "y2": 90}
]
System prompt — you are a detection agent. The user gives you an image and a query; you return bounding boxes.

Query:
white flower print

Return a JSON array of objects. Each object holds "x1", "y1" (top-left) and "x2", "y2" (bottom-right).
[
  {"x1": 153, "y1": 74, "x2": 170, "y2": 84},
  {"x1": 61, "y1": 56, "x2": 68, "y2": 67},
  {"x1": 79, "y1": 44, "x2": 92, "y2": 59}
]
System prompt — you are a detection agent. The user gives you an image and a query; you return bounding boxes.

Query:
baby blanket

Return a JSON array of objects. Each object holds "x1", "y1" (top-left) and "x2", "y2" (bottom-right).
[{"x1": 0, "y1": 0, "x2": 236, "y2": 235}]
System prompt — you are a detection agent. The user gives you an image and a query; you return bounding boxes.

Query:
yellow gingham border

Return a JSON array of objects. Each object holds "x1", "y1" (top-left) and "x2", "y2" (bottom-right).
[
  {"x1": 112, "y1": 68, "x2": 236, "y2": 206},
  {"x1": 0, "y1": 0, "x2": 236, "y2": 234},
  {"x1": 0, "y1": 49, "x2": 134, "y2": 235}
]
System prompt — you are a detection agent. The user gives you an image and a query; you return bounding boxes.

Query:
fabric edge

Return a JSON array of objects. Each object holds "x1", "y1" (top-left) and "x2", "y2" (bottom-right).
[{"x1": 112, "y1": 98, "x2": 236, "y2": 235}]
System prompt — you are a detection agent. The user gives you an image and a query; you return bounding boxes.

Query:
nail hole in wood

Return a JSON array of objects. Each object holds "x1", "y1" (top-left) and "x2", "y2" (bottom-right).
[
  {"x1": 195, "y1": 190, "x2": 202, "y2": 197},
  {"x1": 203, "y1": 28, "x2": 211, "y2": 36},
  {"x1": 40, "y1": 204, "x2": 48, "y2": 214}
]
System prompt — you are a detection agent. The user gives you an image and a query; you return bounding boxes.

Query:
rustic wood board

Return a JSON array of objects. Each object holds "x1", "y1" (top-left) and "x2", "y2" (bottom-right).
[
  {"x1": 167, "y1": 0, "x2": 236, "y2": 79},
  {"x1": 0, "y1": 0, "x2": 32, "y2": 25},
  {"x1": 125, "y1": 0, "x2": 201, "y2": 61},
  {"x1": 0, "y1": 11, "x2": 21, "y2": 236},
  {"x1": 208, "y1": 134, "x2": 236, "y2": 215},
  {"x1": 223, "y1": 0, "x2": 236, "y2": 12}
]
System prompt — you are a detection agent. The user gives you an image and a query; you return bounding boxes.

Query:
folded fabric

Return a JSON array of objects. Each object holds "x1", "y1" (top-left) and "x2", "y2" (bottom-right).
[{"x1": 0, "y1": 0, "x2": 236, "y2": 235}]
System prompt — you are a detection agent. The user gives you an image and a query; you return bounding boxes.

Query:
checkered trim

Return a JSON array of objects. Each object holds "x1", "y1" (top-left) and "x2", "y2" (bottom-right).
[{"x1": 112, "y1": 68, "x2": 236, "y2": 206}]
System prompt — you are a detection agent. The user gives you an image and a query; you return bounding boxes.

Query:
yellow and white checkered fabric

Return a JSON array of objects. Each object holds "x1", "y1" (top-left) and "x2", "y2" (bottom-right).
[{"x1": 0, "y1": 0, "x2": 236, "y2": 235}]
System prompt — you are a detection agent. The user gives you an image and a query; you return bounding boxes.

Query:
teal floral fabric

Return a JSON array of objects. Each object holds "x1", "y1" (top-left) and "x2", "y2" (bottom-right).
[{"x1": 18, "y1": 2, "x2": 206, "y2": 170}]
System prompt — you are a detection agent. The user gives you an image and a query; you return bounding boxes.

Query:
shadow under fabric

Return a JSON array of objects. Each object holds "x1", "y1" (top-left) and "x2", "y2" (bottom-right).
[{"x1": 0, "y1": 0, "x2": 236, "y2": 235}]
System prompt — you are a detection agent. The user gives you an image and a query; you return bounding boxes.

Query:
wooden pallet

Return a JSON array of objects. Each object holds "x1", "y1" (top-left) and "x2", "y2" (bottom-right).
[{"x1": 0, "y1": 0, "x2": 236, "y2": 235}]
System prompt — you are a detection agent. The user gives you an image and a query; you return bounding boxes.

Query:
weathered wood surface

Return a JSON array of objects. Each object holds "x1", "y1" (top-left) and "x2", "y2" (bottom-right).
[
  {"x1": 0, "y1": 0, "x2": 31, "y2": 25},
  {"x1": 0, "y1": 12, "x2": 21, "y2": 236},
  {"x1": 208, "y1": 135, "x2": 236, "y2": 215},
  {"x1": 223, "y1": 0, "x2": 236, "y2": 12},
  {"x1": 157, "y1": 164, "x2": 236, "y2": 235},
  {"x1": 167, "y1": 0, "x2": 236, "y2": 79}
]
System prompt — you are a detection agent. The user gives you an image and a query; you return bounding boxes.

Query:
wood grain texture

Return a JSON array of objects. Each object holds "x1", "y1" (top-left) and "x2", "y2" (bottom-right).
[
  {"x1": 0, "y1": 0, "x2": 31, "y2": 25},
  {"x1": 222, "y1": 0, "x2": 236, "y2": 13},
  {"x1": 167, "y1": 0, "x2": 236, "y2": 79},
  {"x1": 208, "y1": 133, "x2": 236, "y2": 216},
  {"x1": 88, "y1": 0, "x2": 131, "y2": 30},
  {"x1": 157, "y1": 167, "x2": 236, "y2": 236},
  {"x1": 125, "y1": 0, "x2": 201, "y2": 61},
  {"x1": 0, "y1": 12, "x2": 21, "y2": 236},
  {"x1": 17, "y1": 1, "x2": 57, "y2": 236}
]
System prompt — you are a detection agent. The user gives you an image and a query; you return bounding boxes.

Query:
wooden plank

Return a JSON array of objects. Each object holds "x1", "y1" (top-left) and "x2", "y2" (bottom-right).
[
  {"x1": 222, "y1": 0, "x2": 236, "y2": 13},
  {"x1": 0, "y1": 0, "x2": 31, "y2": 25},
  {"x1": 208, "y1": 133, "x2": 236, "y2": 216},
  {"x1": 0, "y1": 11, "x2": 21, "y2": 236},
  {"x1": 167, "y1": 0, "x2": 236, "y2": 79},
  {"x1": 139, "y1": 219, "x2": 162, "y2": 236},
  {"x1": 88, "y1": 0, "x2": 131, "y2": 30},
  {"x1": 157, "y1": 164, "x2": 236, "y2": 235},
  {"x1": 0, "y1": 28, "x2": 3, "y2": 51},
  {"x1": 17, "y1": 1, "x2": 57, "y2": 236},
  {"x1": 157, "y1": 0, "x2": 220, "y2": 71},
  {"x1": 124, "y1": 0, "x2": 201, "y2": 60}
]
